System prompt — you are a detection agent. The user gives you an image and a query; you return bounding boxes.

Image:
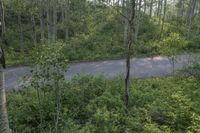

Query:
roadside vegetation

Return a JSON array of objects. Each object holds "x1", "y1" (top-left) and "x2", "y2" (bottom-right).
[
  {"x1": 0, "y1": 0, "x2": 200, "y2": 132},
  {"x1": 7, "y1": 75, "x2": 200, "y2": 132}
]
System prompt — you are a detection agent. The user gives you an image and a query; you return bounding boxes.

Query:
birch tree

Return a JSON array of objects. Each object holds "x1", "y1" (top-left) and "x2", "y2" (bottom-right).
[
  {"x1": 0, "y1": 0, "x2": 10, "y2": 132},
  {"x1": 187, "y1": 0, "x2": 197, "y2": 39},
  {"x1": 160, "y1": 0, "x2": 167, "y2": 38}
]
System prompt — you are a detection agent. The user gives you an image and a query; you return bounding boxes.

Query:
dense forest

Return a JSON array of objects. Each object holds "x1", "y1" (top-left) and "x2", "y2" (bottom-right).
[
  {"x1": 0, "y1": 0, "x2": 200, "y2": 132},
  {"x1": 1, "y1": 0, "x2": 199, "y2": 64}
]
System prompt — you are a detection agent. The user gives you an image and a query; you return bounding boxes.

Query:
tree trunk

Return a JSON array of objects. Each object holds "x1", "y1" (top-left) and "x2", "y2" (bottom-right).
[
  {"x1": 64, "y1": 0, "x2": 69, "y2": 43},
  {"x1": 52, "y1": 0, "x2": 57, "y2": 42},
  {"x1": 177, "y1": 0, "x2": 184, "y2": 18},
  {"x1": 149, "y1": 0, "x2": 154, "y2": 17},
  {"x1": 30, "y1": 0, "x2": 37, "y2": 46},
  {"x1": 47, "y1": 0, "x2": 53, "y2": 43},
  {"x1": 157, "y1": 0, "x2": 160, "y2": 16},
  {"x1": 160, "y1": 0, "x2": 167, "y2": 38},
  {"x1": 55, "y1": 82, "x2": 61, "y2": 133},
  {"x1": 124, "y1": 0, "x2": 136, "y2": 108},
  {"x1": 123, "y1": 0, "x2": 129, "y2": 48},
  {"x1": 39, "y1": 0, "x2": 45, "y2": 43},
  {"x1": 143, "y1": 0, "x2": 146, "y2": 14},
  {"x1": 0, "y1": 71, "x2": 10, "y2": 133},
  {"x1": 31, "y1": 15, "x2": 37, "y2": 46},
  {"x1": 134, "y1": 0, "x2": 142, "y2": 41},
  {"x1": 0, "y1": 1, "x2": 10, "y2": 132},
  {"x1": 187, "y1": 0, "x2": 196, "y2": 39},
  {"x1": 18, "y1": 16, "x2": 24, "y2": 52},
  {"x1": 158, "y1": 0, "x2": 163, "y2": 25}
]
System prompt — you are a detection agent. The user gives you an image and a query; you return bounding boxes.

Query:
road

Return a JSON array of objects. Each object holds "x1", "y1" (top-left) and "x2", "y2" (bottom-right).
[{"x1": 5, "y1": 53, "x2": 199, "y2": 90}]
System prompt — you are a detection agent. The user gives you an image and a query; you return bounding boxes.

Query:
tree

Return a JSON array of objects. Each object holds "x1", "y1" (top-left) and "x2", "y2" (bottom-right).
[
  {"x1": 177, "y1": 0, "x2": 184, "y2": 18},
  {"x1": 187, "y1": 0, "x2": 197, "y2": 39},
  {"x1": 39, "y1": 0, "x2": 45, "y2": 43},
  {"x1": 30, "y1": 0, "x2": 37, "y2": 46},
  {"x1": 123, "y1": 0, "x2": 136, "y2": 108},
  {"x1": 100, "y1": 0, "x2": 136, "y2": 108},
  {"x1": 17, "y1": 0, "x2": 24, "y2": 52},
  {"x1": 149, "y1": 0, "x2": 154, "y2": 17},
  {"x1": 47, "y1": 0, "x2": 54, "y2": 43},
  {"x1": 160, "y1": 0, "x2": 167, "y2": 38},
  {"x1": 63, "y1": 0, "x2": 69, "y2": 43},
  {"x1": 0, "y1": 0, "x2": 10, "y2": 132}
]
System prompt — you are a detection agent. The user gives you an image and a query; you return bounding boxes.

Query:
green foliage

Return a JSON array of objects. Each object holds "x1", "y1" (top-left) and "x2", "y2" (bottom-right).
[
  {"x1": 4, "y1": 0, "x2": 200, "y2": 65},
  {"x1": 159, "y1": 32, "x2": 188, "y2": 56},
  {"x1": 29, "y1": 42, "x2": 67, "y2": 66},
  {"x1": 182, "y1": 63, "x2": 200, "y2": 81},
  {"x1": 7, "y1": 75, "x2": 200, "y2": 132}
]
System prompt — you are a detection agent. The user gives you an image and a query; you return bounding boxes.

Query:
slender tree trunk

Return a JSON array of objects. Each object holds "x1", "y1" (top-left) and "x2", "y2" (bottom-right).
[
  {"x1": 0, "y1": 1, "x2": 9, "y2": 132},
  {"x1": 124, "y1": 0, "x2": 136, "y2": 108},
  {"x1": 55, "y1": 82, "x2": 61, "y2": 133},
  {"x1": 52, "y1": 0, "x2": 57, "y2": 42},
  {"x1": 36, "y1": 86, "x2": 43, "y2": 132},
  {"x1": 160, "y1": 0, "x2": 167, "y2": 38},
  {"x1": 18, "y1": 14, "x2": 24, "y2": 52},
  {"x1": 158, "y1": 0, "x2": 163, "y2": 25},
  {"x1": 177, "y1": 0, "x2": 184, "y2": 18},
  {"x1": 40, "y1": 0, "x2": 45, "y2": 43},
  {"x1": 125, "y1": 29, "x2": 132, "y2": 108},
  {"x1": 123, "y1": 0, "x2": 129, "y2": 48},
  {"x1": 143, "y1": 0, "x2": 146, "y2": 14},
  {"x1": 31, "y1": 15, "x2": 37, "y2": 46},
  {"x1": 47, "y1": 0, "x2": 53, "y2": 43},
  {"x1": 187, "y1": 0, "x2": 196, "y2": 39},
  {"x1": 149, "y1": 0, "x2": 153, "y2": 17},
  {"x1": 0, "y1": 71, "x2": 9, "y2": 133},
  {"x1": 157, "y1": 0, "x2": 160, "y2": 16},
  {"x1": 47, "y1": 0, "x2": 50, "y2": 43},
  {"x1": 30, "y1": 0, "x2": 37, "y2": 46},
  {"x1": 0, "y1": 0, "x2": 5, "y2": 37},
  {"x1": 64, "y1": 0, "x2": 69, "y2": 43},
  {"x1": 134, "y1": 0, "x2": 142, "y2": 41}
]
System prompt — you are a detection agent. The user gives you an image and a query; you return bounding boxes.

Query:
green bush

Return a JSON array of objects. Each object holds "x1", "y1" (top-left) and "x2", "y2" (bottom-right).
[{"x1": 7, "y1": 75, "x2": 200, "y2": 132}]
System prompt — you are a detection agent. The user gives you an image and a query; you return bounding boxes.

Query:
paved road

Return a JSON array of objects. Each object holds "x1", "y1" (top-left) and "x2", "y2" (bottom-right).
[{"x1": 5, "y1": 53, "x2": 199, "y2": 90}]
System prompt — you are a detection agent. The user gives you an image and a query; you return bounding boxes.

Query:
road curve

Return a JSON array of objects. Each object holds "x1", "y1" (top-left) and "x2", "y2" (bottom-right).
[{"x1": 5, "y1": 53, "x2": 199, "y2": 90}]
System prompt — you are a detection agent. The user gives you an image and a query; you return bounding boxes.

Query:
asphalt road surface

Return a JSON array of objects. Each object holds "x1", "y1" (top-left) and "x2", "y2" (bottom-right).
[{"x1": 5, "y1": 53, "x2": 199, "y2": 90}]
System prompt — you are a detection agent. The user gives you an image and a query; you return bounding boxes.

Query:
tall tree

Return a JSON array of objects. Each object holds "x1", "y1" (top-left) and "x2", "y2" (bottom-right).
[
  {"x1": 160, "y1": 0, "x2": 167, "y2": 38},
  {"x1": 124, "y1": 0, "x2": 136, "y2": 108},
  {"x1": 177, "y1": 0, "x2": 184, "y2": 18},
  {"x1": 17, "y1": 0, "x2": 24, "y2": 52},
  {"x1": 52, "y1": 0, "x2": 57, "y2": 42},
  {"x1": 30, "y1": 0, "x2": 37, "y2": 46},
  {"x1": 187, "y1": 0, "x2": 197, "y2": 39},
  {"x1": 149, "y1": 0, "x2": 154, "y2": 17},
  {"x1": 63, "y1": 0, "x2": 69, "y2": 43},
  {"x1": 134, "y1": 0, "x2": 142, "y2": 41},
  {"x1": 143, "y1": 0, "x2": 147, "y2": 14},
  {"x1": 0, "y1": 0, "x2": 10, "y2": 132},
  {"x1": 47, "y1": 0, "x2": 53, "y2": 43},
  {"x1": 39, "y1": 0, "x2": 45, "y2": 43}
]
